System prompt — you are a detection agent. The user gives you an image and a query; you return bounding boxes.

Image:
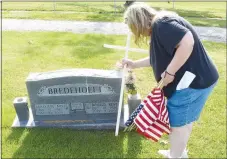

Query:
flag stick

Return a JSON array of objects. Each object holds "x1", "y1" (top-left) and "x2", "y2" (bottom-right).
[{"x1": 115, "y1": 32, "x2": 131, "y2": 136}]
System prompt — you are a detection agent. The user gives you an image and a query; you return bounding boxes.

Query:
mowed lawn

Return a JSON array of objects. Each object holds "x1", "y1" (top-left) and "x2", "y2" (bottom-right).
[
  {"x1": 2, "y1": 31, "x2": 226, "y2": 158},
  {"x1": 2, "y1": 2, "x2": 226, "y2": 28}
]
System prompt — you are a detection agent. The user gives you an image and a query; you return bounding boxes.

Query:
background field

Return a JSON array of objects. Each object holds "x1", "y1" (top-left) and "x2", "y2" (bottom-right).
[{"x1": 2, "y1": 2, "x2": 226, "y2": 27}]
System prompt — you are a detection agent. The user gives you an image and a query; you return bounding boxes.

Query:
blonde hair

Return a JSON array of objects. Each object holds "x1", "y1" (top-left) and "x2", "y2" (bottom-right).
[{"x1": 124, "y1": 2, "x2": 178, "y2": 46}]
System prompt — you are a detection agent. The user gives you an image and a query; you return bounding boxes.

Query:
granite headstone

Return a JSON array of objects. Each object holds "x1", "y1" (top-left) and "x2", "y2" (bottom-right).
[{"x1": 12, "y1": 69, "x2": 129, "y2": 129}]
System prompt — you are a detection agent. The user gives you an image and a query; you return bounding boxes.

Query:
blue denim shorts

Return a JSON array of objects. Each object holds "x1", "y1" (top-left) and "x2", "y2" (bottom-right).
[{"x1": 167, "y1": 81, "x2": 217, "y2": 127}]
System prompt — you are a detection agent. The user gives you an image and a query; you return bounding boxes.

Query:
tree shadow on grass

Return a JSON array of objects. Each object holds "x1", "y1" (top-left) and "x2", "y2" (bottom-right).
[
  {"x1": 6, "y1": 128, "x2": 26, "y2": 143},
  {"x1": 8, "y1": 128, "x2": 142, "y2": 158}
]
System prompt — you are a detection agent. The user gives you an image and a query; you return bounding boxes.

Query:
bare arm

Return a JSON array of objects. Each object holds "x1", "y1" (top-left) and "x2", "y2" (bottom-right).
[
  {"x1": 134, "y1": 56, "x2": 151, "y2": 68},
  {"x1": 161, "y1": 31, "x2": 194, "y2": 86},
  {"x1": 166, "y1": 31, "x2": 194, "y2": 74}
]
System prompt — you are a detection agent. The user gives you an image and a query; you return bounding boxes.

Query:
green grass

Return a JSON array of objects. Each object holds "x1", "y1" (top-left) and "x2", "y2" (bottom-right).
[
  {"x1": 149, "y1": 2, "x2": 226, "y2": 18},
  {"x1": 184, "y1": 17, "x2": 226, "y2": 28},
  {"x1": 2, "y1": 31, "x2": 226, "y2": 158},
  {"x1": 2, "y1": 2, "x2": 226, "y2": 18},
  {"x1": 2, "y1": 2, "x2": 226, "y2": 28},
  {"x1": 3, "y1": 11, "x2": 123, "y2": 22}
]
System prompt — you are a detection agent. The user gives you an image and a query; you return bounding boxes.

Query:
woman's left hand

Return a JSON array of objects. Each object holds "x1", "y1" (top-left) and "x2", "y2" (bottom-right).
[{"x1": 161, "y1": 71, "x2": 175, "y2": 86}]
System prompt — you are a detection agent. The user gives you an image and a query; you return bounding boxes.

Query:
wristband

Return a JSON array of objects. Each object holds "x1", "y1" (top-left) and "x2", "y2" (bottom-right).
[{"x1": 165, "y1": 70, "x2": 175, "y2": 77}]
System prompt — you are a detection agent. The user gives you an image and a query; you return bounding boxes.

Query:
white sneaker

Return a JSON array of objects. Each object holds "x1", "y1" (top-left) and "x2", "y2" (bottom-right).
[{"x1": 158, "y1": 149, "x2": 188, "y2": 158}]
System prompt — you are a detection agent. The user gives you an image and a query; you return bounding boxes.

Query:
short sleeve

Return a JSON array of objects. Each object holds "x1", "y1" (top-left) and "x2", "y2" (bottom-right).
[{"x1": 157, "y1": 20, "x2": 189, "y2": 55}]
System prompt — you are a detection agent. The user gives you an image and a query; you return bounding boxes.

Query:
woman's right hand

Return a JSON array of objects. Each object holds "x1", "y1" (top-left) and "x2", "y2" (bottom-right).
[{"x1": 116, "y1": 58, "x2": 136, "y2": 69}]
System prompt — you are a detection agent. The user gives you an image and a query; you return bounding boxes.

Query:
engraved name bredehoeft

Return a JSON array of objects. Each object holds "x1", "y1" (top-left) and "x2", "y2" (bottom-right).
[
  {"x1": 36, "y1": 84, "x2": 117, "y2": 116},
  {"x1": 38, "y1": 84, "x2": 114, "y2": 96}
]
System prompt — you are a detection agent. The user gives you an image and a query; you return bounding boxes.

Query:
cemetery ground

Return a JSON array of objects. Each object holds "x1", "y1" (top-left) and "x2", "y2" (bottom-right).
[
  {"x1": 2, "y1": 31, "x2": 226, "y2": 158},
  {"x1": 2, "y1": 2, "x2": 226, "y2": 28}
]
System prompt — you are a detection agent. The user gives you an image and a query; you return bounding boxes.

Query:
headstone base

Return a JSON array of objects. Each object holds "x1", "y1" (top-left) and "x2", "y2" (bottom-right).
[
  {"x1": 128, "y1": 94, "x2": 142, "y2": 115},
  {"x1": 12, "y1": 104, "x2": 130, "y2": 130}
]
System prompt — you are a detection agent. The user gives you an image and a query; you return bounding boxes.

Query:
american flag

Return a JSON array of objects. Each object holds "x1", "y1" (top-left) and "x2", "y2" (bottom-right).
[{"x1": 125, "y1": 88, "x2": 170, "y2": 142}]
